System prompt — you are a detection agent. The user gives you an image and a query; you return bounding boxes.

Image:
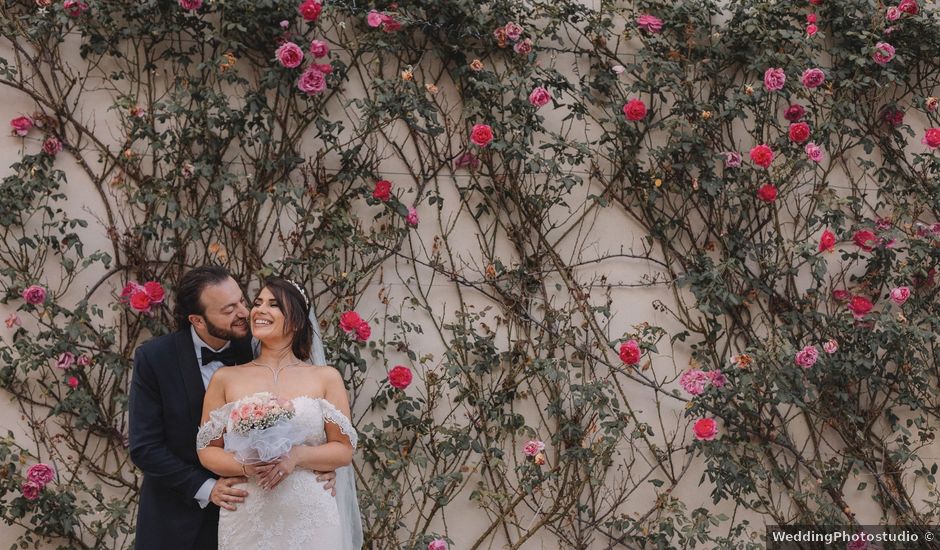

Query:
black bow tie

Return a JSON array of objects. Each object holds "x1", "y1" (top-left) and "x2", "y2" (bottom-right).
[{"x1": 200, "y1": 347, "x2": 238, "y2": 366}]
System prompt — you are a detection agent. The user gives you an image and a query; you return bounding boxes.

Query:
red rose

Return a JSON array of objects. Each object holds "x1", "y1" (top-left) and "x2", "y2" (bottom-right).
[
  {"x1": 618, "y1": 339, "x2": 641, "y2": 365},
  {"x1": 757, "y1": 184, "x2": 778, "y2": 203},
  {"x1": 788, "y1": 122, "x2": 810, "y2": 143},
  {"x1": 749, "y1": 144, "x2": 774, "y2": 168},
  {"x1": 818, "y1": 228, "x2": 836, "y2": 252},
  {"x1": 470, "y1": 124, "x2": 494, "y2": 147},
  {"x1": 373, "y1": 180, "x2": 392, "y2": 201},
  {"x1": 692, "y1": 418, "x2": 718, "y2": 441},
  {"x1": 339, "y1": 311, "x2": 364, "y2": 332},
  {"x1": 898, "y1": 0, "x2": 919, "y2": 14},
  {"x1": 298, "y1": 0, "x2": 322, "y2": 21},
  {"x1": 852, "y1": 229, "x2": 879, "y2": 251},
  {"x1": 832, "y1": 289, "x2": 851, "y2": 302},
  {"x1": 129, "y1": 290, "x2": 152, "y2": 312},
  {"x1": 355, "y1": 322, "x2": 371, "y2": 342},
  {"x1": 144, "y1": 281, "x2": 165, "y2": 303},
  {"x1": 388, "y1": 365, "x2": 412, "y2": 389},
  {"x1": 847, "y1": 295, "x2": 873, "y2": 318},
  {"x1": 622, "y1": 98, "x2": 647, "y2": 121},
  {"x1": 923, "y1": 128, "x2": 940, "y2": 149},
  {"x1": 783, "y1": 104, "x2": 805, "y2": 122},
  {"x1": 42, "y1": 136, "x2": 63, "y2": 156}
]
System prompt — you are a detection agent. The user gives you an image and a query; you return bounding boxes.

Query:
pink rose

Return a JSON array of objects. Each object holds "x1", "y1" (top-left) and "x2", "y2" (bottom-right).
[
  {"x1": 504, "y1": 22, "x2": 523, "y2": 41},
  {"x1": 55, "y1": 352, "x2": 75, "y2": 370},
  {"x1": 807, "y1": 14, "x2": 818, "y2": 24},
  {"x1": 622, "y1": 98, "x2": 647, "y2": 121},
  {"x1": 611, "y1": 64, "x2": 625, "y2": 75},
  {"x1": 922, "y1": 128, "x2": 940, "y2": 149},
  {"x1": 692, "y1": 418, "x2": 718, "y2": 441},
  {"x1": 890, "y1": 286, "x2": 910, "y2": 305},
  {"x1": 749, "y1": 144, "x2": 774, "y2": 168},
  {"x1": 513, "y1": 38, "x2": 532, "y2": 55},
  {"x1": 26, "y1": 463, "x2": 55, "y2": 486},
  {"x1": 619, "y1": 339, "x2": 641, "y2": 365},
  {"x1": 788, "y1": 122, "x2": 811, "y2": 143},
  {"x1": 800, "y1": 68, "x2": 826, "y2": 89},
  {"x1": 77, "y1": 354, "x2": 92, "y2": 367},
  {"x1": 178, "y1": 0, "x2": 201, "y2": 10},
  {"x1": 707, "y1": 370, "x2": 726, "y2": 389},
  {"x1": 763, "y1": 67, "x2": 786, "y2": 91},
  {"x1": 528, "y1": 87, "x2": 551, "y2": 108},
  {"x1": 63, "y1": 0, "x2": 89, "y2": 16},
  {"x1": 794, "y1": 345, "x2": 819, "y2": 368},
  {"x1": 818, "y1": 229, "x2": 836, "y2": 252},
  {"x1": 679, "y1": 369, "x2": 709, "y2": 395},
  {"x1": 297, "y1": 66, "x2": 327, "y2": 95},
  {"x1": 21, "y1": 480, "x2": 41, "y2": 501},
  {"x1": 453, "y1": 152, "x2": 480, "y2": 170},
  {"x1": 67, "y1": 376, "x2": 79, "y2": 389},
  {"x1": 898, "y1": 0, "x2": 919, "y2": 15},
  {"x1": 309, "y1": 39, "x2": 329, "y2": 58},
  {"x1": 853, "y1": 229, "x2": 879, "y2": 252},
  {"x1": 882, "y1": 107, "x2": 904, "y2": 127},
  {"x1": 636, "y1": 14, "x2": 663, "y2": 34},
  {"x1": 823, "y1": 339, "x2": 839, "y2": 354},
  {"x1": 470, "y1": 124, "x2": 494, "y2": 147},
  {"x1": 756, "y1": 184, "x2": 777, "y2": 203},
  {"x1": 886, "y1": 6, "x2": 901, "y2": 20},
  {"x1": 522, "y1": 439, "x2": 545, "y2": 457},
  {"x1": 783, "y1": 104, "x2": 805, "y2": 122},
  {"x1": 355, "y1": 322, "x2": 371, "y2": 342},
  {"x1": 373, "y1": 180, "x2": 392, "y2": 201},
  {"x1": 873, "y1": 42, "x2": 895, "y2": 65},
  {"x1": 299, "y1": 0, "x2": 322, "y2": 21},
  {"x1": 339, "y1": 311, "x2": 364, "y2": 332},
  {"x1": 428, "y1": 539, "x2": 449, "y2": 550},
  {"x1": 10, "y1": 116, "x2": 32, "y2": 136},
  {"x1": 406, "y1": 207, "x2": 419, "y2": 227},
  {"x1": 806, "y1": 24, "x2": 818, "y2": 37},
  {"x1": 42, "y1": 136, "x2": 63, "y2": 156},
  {"x1": 805, "y1": 142, "x2": 824, "y2": 162},
  {"x1": 5, "y1": 313, "x2": 20, "y2": 328},
  {"x1": 21, "y1": 284, "x2": 47, "y2": 305},
  {"x1": 275, "y1": 42, "x2": 304, "y2": 68},
  {"x1": 847, "y1": 295, "x2": 874, "y2": 319},
  {"x1": 832, "y1": 289, "x2": 851, "y2": 302},
  {"x1": 388, "y1": 365, "x2": 413, "y2": 390},
  {"x1": 722, "y1": 151, "x2": 742, "y2": 168}
]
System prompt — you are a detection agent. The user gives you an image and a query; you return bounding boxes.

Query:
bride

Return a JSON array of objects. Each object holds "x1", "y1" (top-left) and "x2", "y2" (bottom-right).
[{"x1": 197, "y1": 277, "x2": 358, "y2": 549}]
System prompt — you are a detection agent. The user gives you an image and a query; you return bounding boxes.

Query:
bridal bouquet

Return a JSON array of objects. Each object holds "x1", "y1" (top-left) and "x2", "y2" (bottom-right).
[{"x1": 225, "y1": 392, "x2": 307, "y2": 464}]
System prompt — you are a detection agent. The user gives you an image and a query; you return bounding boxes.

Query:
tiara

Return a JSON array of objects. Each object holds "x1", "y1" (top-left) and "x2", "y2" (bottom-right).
[{"x1": 286, "y1": 279, "x2": 310, "y2": 308}]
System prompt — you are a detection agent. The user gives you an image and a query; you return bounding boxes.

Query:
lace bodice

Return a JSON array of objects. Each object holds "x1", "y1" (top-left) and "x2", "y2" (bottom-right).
[{"x1": 196, "y1": 393, "x2": 358, "y2": 451}]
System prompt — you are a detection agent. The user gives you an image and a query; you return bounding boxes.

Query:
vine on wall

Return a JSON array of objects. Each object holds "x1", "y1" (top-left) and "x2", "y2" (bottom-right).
[{"x1": 1, "y1": 0, "x2": 940, "y2": 548}]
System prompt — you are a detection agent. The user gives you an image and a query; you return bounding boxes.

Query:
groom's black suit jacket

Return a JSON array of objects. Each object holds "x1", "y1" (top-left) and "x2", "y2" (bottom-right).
[{"x1": 128, "y1": 329, "x2": 253, "y2": 550}]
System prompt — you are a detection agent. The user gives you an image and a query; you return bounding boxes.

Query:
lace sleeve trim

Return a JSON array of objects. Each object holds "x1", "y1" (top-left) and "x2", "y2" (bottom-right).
[
  {"x1": 319, "y1": 399, "x2": 358, "y2": 449},
  {"x1": 196, "y1": 402, "x2": 235, "y2": 450}
]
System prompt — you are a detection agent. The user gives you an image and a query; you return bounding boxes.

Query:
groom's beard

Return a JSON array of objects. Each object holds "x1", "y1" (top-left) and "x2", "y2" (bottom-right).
[{"x1": 206, "y1": 317, "x2": 249, "y2": 341}]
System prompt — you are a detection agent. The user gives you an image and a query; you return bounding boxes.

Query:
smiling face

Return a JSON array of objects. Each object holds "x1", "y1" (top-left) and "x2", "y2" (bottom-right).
[
  {"x1": 189, "y1": 276, "x2": 249, "y2": 346},
  {"x1": 250, "y1": 287, "x2": 290, "y2": 344}
]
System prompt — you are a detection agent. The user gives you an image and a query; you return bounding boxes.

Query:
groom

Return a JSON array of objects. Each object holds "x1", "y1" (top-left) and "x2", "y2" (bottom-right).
[{"x1": 129, "y1": 266, "x2": 335, "y2": 549}]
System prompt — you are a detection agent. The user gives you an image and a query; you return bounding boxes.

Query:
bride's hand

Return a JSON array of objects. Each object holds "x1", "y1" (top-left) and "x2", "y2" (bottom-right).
[
  {"x1": 258, "y1": 449, "x2": 298, "y2": 490},
  {"x1": 243, "y1": 462, "x2": 275, "y2": 479}
]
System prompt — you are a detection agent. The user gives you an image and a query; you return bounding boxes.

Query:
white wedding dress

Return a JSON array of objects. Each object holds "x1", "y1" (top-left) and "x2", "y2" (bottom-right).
[{"x1": 196, "y1": 394, "x2": 358, "y2": 550}]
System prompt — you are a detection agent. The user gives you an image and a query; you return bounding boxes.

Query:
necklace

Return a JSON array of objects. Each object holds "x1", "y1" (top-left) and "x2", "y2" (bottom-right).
[{"x1": 250, "y1": 360, "x2": 305, "y2": 385}]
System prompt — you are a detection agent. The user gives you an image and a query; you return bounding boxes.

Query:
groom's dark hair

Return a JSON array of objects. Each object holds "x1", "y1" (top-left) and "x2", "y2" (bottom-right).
[
  {"x1": 261, "y1": 277, "x2": 313, "y2": 361},
  {"x1": 175, "y1": 265, "x2": 233, "y2": 330}
]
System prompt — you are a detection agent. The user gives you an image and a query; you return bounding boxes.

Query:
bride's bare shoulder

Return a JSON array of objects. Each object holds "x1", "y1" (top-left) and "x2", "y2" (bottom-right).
[{"x1": 306, "y1": 364, "x2": 343, "y2": 382}]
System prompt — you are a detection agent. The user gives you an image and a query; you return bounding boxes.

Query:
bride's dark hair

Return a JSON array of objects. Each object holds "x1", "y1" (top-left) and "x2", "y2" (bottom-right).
[{"x1": 259, "y1": 277, "x2": 313, "y2": 361}]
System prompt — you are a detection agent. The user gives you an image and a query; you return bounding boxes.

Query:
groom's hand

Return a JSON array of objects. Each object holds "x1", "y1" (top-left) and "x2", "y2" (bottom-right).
[
  {"x1": 315, "y1": 470, "x2": 337, "y2": 496},
  {"x1": 210, "y1": 477, "x2": 248, "y2": 511}
]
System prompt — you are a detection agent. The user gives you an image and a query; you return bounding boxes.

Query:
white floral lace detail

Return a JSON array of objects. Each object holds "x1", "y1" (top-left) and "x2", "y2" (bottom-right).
[
  {"x1": 196, "y1": 401, "x2": 235, "y2": 450},
  {"x1": 302, "y1": 396, "x2": 358, "y2": 449}
]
